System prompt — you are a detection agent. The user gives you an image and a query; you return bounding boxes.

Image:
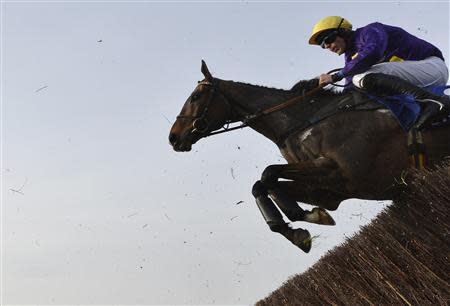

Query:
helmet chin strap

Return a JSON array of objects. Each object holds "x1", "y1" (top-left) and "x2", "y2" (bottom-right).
[{"x1": 337, "y1": 18, "x2": 344, "y2": 30}]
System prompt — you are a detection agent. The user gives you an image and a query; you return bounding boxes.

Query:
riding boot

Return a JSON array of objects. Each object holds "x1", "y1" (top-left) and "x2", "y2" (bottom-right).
[{"x1": 360, "y1": 73, "x2": 450, "y2": 130}]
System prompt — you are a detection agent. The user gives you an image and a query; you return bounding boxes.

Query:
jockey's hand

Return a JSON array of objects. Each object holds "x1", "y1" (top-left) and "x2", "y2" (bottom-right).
[{"x1": 319, "y1": 74, "x2": 333, "y2": 87}]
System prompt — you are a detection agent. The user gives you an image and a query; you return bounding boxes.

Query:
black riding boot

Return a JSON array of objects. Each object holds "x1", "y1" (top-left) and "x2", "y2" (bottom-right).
[{"x1": 360, "y1": 73, "x2": 450, "y2": 130}]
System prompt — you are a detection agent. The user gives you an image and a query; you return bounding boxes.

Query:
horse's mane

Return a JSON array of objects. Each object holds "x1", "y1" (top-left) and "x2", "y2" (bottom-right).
[
  {"x1": 290, "y1": 79, "x2": 347, "y2": 97},
  {"x1": 230, "y1": 80, "x2": 291, "y2": 94},
  {"x1": 229, "y1": 79, "x2": 346, "y2": 97}
]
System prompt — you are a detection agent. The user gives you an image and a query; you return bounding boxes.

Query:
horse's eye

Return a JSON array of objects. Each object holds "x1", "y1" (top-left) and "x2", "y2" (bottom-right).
[{"x1": 191, "y1": 93, "x2": 201, "y2": 102}]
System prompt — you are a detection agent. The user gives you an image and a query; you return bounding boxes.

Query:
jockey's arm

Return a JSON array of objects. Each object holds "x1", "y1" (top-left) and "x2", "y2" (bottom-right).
[
  {"x1": 319, "y1": 25, "x2": 389, "y2": 87},
  {"x1": 340, "y1": 24, "x2": 389, "y2": 78},
  {"x1": 318, "y1": 73, "x2": 346, "y2": 86}
]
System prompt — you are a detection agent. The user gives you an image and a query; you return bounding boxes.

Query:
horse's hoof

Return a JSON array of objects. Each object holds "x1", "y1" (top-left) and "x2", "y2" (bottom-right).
[
  {"x1": 305, "y1": 207, "x2": 335, "y2": 226},
  {"x1": 289, "y1": 228, "x2": 312, "y2": 253}
]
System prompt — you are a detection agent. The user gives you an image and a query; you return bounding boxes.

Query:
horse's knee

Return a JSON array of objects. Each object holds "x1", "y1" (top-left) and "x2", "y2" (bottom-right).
[
  {"x1": 252, "y1": 180, "x2": 268, "y2": 197},
  {"x1": 261, "y1": 165, "x2": 279, "y2": 186}
]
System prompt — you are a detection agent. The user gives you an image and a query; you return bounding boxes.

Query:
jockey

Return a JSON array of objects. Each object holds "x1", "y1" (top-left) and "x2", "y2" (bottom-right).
[{"x1": 309, "y1": 16, "x2": 450, "y2": 130}]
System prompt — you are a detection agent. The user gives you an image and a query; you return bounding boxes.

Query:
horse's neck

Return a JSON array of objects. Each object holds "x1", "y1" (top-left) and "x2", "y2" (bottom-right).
[
  {"x1": 218, "y1": 79, "x2": 336, "y2": 145},
  {"x1": 217, "y1": 79, "x2": 294, "y2": 143}
]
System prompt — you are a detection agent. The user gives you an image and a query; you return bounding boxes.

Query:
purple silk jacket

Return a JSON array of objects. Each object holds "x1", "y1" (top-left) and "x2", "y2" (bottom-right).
[{"x1": 339, "y1": 22, "x2": 445, "y2": 84}]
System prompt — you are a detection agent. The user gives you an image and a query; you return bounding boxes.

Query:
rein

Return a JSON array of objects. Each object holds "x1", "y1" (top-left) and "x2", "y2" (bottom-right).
[
  {"x1": 252, "y1": 85, "x2": 325, "y2": 118},
  {"x1": 249, "y1": 66, "x2": 347, "y2": 117},
  {"x1": 179, "y1": 71, "x2": 341, "y2": 138},
  {"x1": 201, "y1": 81, "x2": 326, "y2": 138}
]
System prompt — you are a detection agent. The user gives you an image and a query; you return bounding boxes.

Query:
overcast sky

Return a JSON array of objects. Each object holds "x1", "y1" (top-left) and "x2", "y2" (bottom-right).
[{"x1": 1, "y1": 1, "x2": 449, "y2": 305}]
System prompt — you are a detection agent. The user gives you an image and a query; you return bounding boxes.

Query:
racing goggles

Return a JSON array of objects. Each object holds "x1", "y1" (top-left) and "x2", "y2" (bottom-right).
[{"x1": 318, "y1": 31, "x2": 339, "y2": 49}]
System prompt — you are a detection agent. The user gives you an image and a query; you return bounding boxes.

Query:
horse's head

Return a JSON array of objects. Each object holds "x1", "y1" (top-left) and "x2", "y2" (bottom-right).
[{"x1": 169, "y1": 61, "x2": 233, "y2": 152}]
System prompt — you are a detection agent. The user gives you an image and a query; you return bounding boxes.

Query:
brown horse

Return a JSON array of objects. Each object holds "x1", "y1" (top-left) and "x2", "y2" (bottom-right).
[{"x1": 169, "y1": 61, "x2": 450, "y2": 252}]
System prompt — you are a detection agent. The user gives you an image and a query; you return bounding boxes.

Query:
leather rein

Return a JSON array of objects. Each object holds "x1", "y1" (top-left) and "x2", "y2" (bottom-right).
[{"x1": 176, "y1": 77, "x2": 332, "y2": 138}]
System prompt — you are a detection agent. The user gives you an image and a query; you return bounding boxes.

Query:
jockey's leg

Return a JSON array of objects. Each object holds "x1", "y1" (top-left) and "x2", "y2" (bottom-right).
[
  {"x1": 352, "y1": 56, "x2": 450, "y2": 129},
  {"x1": 251, "y1": 181, "x2": 312, "y2": 253}
]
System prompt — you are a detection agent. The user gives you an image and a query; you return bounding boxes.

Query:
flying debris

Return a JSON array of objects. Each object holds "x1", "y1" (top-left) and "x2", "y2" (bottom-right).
[
  {"x1": 162, "y1": 114, "x2": 172, "y2": 124},
  {"x1": 35, "y1": 86, "x2": 48, "y2": 93},
  {"x1": 235, "y1": 200, "x2": 244, "y2": 205},
  {"x1": 233, "y1": 260, "x2": 251, "y2": 266},
  {"x1": 10, "y1": 189, "x2": 24, "y2": 195},
  {"x1": 417, "y1": 27, "x2": 428, "y2": 34},
  {"x1": 9, "y1": 178, "x2": 27, "y2": 195},
  {"x1": 97, "y1": 39, "x2": 103, "y2": 43}
]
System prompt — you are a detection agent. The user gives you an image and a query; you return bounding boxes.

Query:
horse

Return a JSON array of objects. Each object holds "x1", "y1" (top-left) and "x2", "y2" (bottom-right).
[{"x1": 168, "y1": 61, "x2": 450, "y2": 252}]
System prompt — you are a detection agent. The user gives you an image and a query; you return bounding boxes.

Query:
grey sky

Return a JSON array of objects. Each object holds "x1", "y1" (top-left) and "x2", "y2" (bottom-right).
[{"x1": 2, "y1": 1, "x2": 449, "y2": 305}]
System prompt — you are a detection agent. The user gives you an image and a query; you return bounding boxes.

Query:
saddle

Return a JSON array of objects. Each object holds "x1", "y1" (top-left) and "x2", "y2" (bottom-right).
[
  {"x1": 326, "y1": 89, "x2": 450, "y2": 131},
  {"x1": 280, "y1": 86, "x2": 449, "y2": 146},
  {"x1": 296, "y1": 88, "x2": 449, "y2": 170},
  {"x1": 303, "y1": 90, "x2": 383, "y2": 129}
]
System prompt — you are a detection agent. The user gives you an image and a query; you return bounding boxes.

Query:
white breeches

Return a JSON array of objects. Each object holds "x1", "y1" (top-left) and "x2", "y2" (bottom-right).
[{"x1": 352, "y1": 56, "x2": 449, "y2": 88}]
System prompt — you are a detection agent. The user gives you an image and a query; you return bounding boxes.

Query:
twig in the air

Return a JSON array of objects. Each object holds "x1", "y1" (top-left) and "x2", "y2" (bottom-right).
[
  {"x1": 10, "y1": 178, "x2": 27, "y2": 195},
  {"x1": 35, "y1": 86, "x2": 48, "y2": 93},
  {"x1": 163, "y1": 114, "x2": 172, "y2": 124}
]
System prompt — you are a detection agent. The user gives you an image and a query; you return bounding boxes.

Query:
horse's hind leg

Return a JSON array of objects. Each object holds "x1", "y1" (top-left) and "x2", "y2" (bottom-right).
[
  {"x1": 250, "y1": 158, "x2": 341, "y2": 251},
  {"x1": 252, "y1": 181, "x2": 312, "y2": 253}
]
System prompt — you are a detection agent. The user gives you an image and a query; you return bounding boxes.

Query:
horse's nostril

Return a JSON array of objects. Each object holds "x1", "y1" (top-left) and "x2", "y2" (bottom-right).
[{"x1": 169, "y1": 133, "x2": 178, "y2": 145}]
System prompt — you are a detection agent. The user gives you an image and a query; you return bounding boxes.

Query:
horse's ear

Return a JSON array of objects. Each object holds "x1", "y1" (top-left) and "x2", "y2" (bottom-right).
[{"x1": 201, "y1": 60, "x2": 213, "y2": 81}]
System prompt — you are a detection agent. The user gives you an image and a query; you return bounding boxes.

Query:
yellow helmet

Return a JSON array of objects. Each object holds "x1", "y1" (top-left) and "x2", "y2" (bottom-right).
[{"x1": 309, "y1": 16, "x2": 352, "y2": 45}]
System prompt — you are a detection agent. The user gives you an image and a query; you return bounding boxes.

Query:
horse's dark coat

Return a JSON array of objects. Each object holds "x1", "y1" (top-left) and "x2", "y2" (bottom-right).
[{"x1": 169, "y1": 62, "x2": 450, "y2": 251}]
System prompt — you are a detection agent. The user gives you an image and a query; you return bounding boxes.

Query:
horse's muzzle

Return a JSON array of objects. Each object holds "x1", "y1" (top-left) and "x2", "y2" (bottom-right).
[
  {"x1": 169, "y1": 132, "x2": 178, "y2": 147},
  {"x1": 169, "y1": 132, "x2": 196, "y2": 152}
]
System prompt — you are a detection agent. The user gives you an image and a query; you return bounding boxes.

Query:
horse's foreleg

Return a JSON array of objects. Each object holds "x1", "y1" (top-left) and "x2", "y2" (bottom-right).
[
  {"x1": 251, "y1": 181, "x2": 312, "y2": 253},
  {"x1": 259, "y1": 158, "x2": 345, "y2": 224},
  {"x1": 279, "y1": 179, "x2": 347, "y2": 209},
  {"x1": 251, "y1": 157, "x2": 349, "y2": 251},
  {"x1": 270, "y1": 188, "x2": 336, "y2": 225}
]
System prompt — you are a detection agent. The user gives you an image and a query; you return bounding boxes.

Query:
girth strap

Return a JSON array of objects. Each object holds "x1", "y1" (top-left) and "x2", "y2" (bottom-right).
[{"x1": 407, "y1": 129, "x2": 427, "y2": 169}]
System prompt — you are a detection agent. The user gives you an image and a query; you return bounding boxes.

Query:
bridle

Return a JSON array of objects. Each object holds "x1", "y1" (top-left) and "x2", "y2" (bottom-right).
[
  {"x1": 176, "y1": 80, "x2": 215, "y2": 134},
  {"x1": 176, "y1": 79, "x2": 248, "y2": 138},
  {"x1": 176, "y1": 71, "x2": 343, "y2": 138}
]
